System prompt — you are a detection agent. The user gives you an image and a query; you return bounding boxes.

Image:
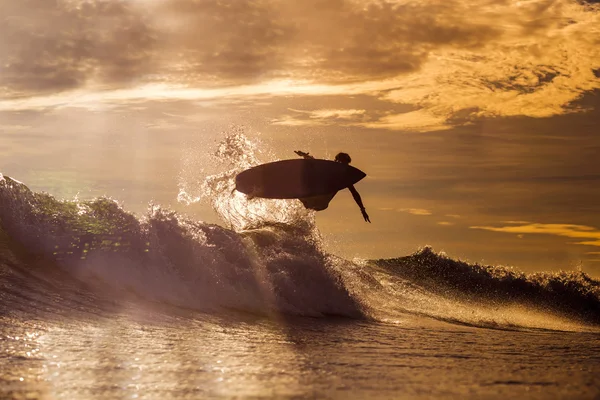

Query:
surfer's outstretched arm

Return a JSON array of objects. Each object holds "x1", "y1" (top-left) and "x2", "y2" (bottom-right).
[
  {"x1": 348, "y1": 185, "x2": 370, "y2": 223},
  {"x1": 294, "y1": 150, "x2": 314, "y2": 159}
]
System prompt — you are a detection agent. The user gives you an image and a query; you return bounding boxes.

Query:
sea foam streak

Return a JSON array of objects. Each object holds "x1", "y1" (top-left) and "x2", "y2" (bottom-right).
[{"x1": 1, "y1": 131, "x2": 599, "y2": 331}]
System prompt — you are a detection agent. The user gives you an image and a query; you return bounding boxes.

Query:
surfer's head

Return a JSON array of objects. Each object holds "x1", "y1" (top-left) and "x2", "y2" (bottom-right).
[{"x1": 334, "y1": 152, "x2": 351, "y2": 164}]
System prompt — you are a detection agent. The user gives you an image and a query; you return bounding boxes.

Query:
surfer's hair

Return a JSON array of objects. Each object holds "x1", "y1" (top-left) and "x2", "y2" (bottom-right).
[{"x1": 334, "y1": 152, "x2": 351, "y2": 164}]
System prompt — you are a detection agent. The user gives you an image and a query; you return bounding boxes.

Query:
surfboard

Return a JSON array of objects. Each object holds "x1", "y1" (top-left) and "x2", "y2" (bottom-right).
[{"x1": 235, "y1": 159, "x2": 366, "y2": 199}]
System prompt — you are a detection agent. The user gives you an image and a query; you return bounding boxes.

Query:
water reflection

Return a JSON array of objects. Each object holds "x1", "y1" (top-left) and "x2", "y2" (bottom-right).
[
  {"x1": 4, "y1": 312, "x2": 312, "y2": 399},
  {"x1": 2, "y1": 309, "x2": 600, "y2": 399}
]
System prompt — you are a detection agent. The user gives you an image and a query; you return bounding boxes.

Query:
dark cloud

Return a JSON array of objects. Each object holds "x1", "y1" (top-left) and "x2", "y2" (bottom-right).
[
  {"x1": 152, "y1": 0, "x2": 291, "y2": 83},
  {"x1": 160, "y1": 0, "x2": 500, "y2": 82},
  {"x1": 279, "y1": 0, "x2": 499, "y2": 80},
  {"x1": 0, "y1": 0, "x2": 155, "y2": 97},
  {"x1": 0, "y1": 0, "x2": 507, "y2": 97}
]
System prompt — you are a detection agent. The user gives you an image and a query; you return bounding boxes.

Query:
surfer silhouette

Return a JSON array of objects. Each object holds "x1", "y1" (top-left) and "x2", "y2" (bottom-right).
[{"x1": 294, "y1": 150, "x2": 371, "y2": 223}]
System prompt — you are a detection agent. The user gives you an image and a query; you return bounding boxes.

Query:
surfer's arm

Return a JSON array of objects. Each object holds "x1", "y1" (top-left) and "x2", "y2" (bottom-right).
[
  {"x1": 294, "y1": 150, "x2": 314, "y2": 159},
  {"x1": 348, "y1": 185, "x2": 370, "y2": 223}
]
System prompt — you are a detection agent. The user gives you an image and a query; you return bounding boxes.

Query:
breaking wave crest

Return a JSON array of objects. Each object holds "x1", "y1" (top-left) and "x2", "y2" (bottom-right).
[
  {"x1": 0, "y1": 173, "x2": 363, "y2": 319},
  {"x1": 370, "y1": 248, "x2": 600, "y2": 329}
]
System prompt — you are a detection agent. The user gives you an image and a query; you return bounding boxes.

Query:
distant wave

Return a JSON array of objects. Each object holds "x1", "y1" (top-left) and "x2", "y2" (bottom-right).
[{"x1": 371, "y1": 247, "x2": 600, "y2": 327}]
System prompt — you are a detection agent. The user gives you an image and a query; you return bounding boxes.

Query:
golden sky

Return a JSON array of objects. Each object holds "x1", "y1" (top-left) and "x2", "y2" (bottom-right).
[{"x1": 1, "y1": 0, "x2": 600, "y2": 273}]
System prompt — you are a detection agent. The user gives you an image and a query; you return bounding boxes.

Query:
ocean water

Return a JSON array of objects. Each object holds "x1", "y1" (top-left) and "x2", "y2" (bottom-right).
[{"x1": 1, "y1": 134, "x2": 600, "y2": 399}]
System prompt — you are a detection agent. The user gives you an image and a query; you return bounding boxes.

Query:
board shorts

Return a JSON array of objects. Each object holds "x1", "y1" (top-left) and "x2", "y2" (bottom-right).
[{"x1": 299, "y1": 192, "x2": 337, "y2": 211}]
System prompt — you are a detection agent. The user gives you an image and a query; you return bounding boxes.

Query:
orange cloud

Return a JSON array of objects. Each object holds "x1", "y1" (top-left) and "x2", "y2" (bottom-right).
[
  {"x1": 358, "y1": 109, "x2": 451, "y2": 132},
  {"x1": 399, "y1": 208, "x2": 432, "y2": 216},
  {"x1": 272, "y1": 108, "x2": 366, "y2": 126},
  {"x1": 0, "y1": 0, "x2": 598, "y2": 132},
  {"x1": 579, "y1": 240, "x2": 600, "y2": 247},
  {"x1": 471, "y1": 223, "x2": 600, "y2": 247}
]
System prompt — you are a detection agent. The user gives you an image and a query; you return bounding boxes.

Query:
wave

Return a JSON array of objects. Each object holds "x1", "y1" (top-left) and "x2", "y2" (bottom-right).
[
  {"x1": 1, "y1": 131, "x2": 599, "y2": 331},
  {"x1": 370, "y1": 248, "x2": 600, "y2": 328},
  {"x1": 0, "y1": 173, "x2": 363, "y2": 319}
]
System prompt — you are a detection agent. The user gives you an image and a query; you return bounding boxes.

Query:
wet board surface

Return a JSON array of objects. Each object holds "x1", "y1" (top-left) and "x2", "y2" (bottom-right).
[{"x1": 235, "y1": 159, "x2": 366, "y2": 199}]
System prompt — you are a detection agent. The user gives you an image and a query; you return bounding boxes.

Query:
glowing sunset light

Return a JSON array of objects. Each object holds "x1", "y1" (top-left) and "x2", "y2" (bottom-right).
[
  {"x1": 2, "y1": 2, "x2": 600, "y2": 398},
  {"x1": 1, "y1": 0, "x2": 599, "y2": 270}
]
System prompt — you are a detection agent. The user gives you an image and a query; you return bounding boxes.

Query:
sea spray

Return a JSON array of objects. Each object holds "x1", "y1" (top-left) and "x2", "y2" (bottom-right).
[{"x1": 178, "y1": 127, "x2": 315, "y2": 232}]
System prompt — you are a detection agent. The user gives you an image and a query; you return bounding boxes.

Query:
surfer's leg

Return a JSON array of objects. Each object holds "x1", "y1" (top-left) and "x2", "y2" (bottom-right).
[
  {"x1": 299, "y1": 194, "x2": 335, "y2": 211},
  {"x1": 300, "y1": 199, "x2": 325, "y2": 210}
]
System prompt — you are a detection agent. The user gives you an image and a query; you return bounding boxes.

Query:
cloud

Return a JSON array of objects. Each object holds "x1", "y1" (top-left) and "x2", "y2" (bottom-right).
[
  {"x1": 270, "y1": 114, "x2": 325, "y2": 127},
  {"x1": 272, "y1": 108, "x2": 366, "y2": 126},
  {"x1": 380, "y1": 1, "x2": 600, "y2": 122},
  {"x1": 471, "y1": 223, "x2": 600, "y2": 247},
  {"x1": 0, "y1": 0, "x2": 155, "y2": 96},
  {"x1": 148, "y1": 0, "x2": 292, "y2": 84},
  {"x1": 144, "y1": 119, "x2": 179, "y2": 130},
  {"x1": 358, "y1": 109, "x2": 451, "y2": 132},
  {"x1": 300, "y1": 109, "x2": 366, "y2": 119},
  {"x1": 437, "y1": 221, "x2": 453, "y2": 226},
  {"x1": 0, "y1": 0, "x2": 598, "y2": 129},
  {"x1": 579, "y1": 240, "x2": 600, "y2": 247},
  {"x1": 399, "y1": 208, "x2": 432, "y2": 216},
  {"x1": 0, "y1": 124, "x2": 31, "y2": 131},
  {"x1": 9, "y1": 0, "x2": 471, "y2": 95}
]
